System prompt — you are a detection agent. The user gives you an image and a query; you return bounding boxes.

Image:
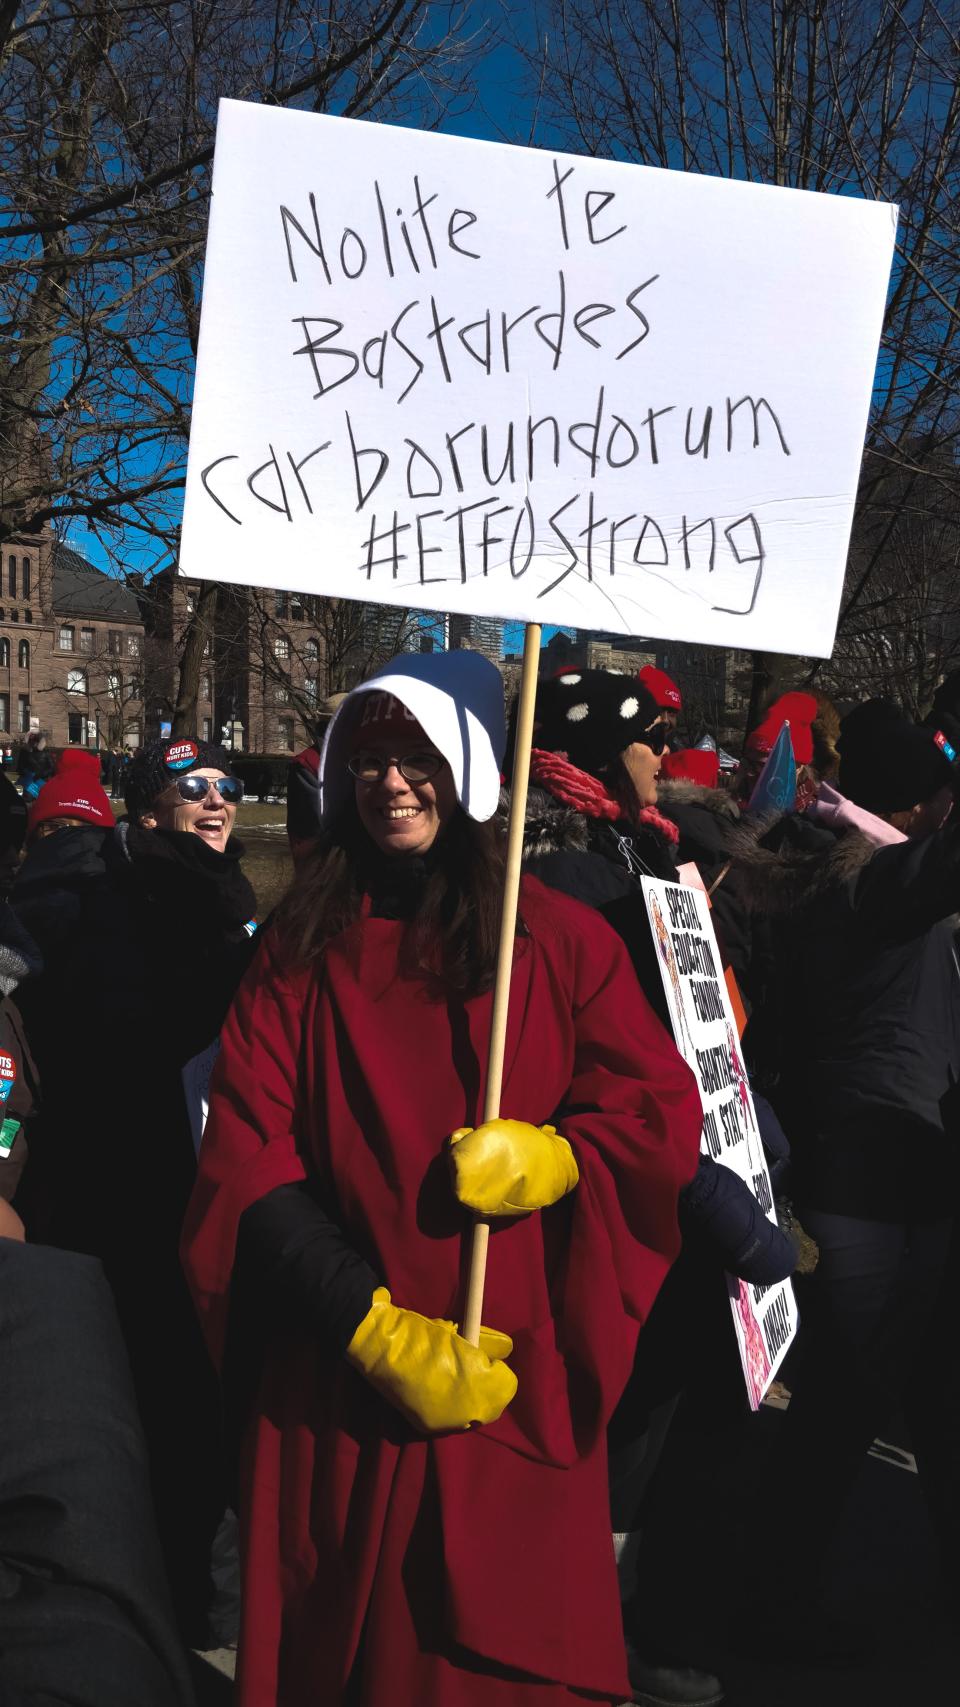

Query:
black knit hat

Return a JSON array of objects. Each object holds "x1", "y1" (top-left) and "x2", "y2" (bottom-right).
[
  {"x1": 124, "y1": 736, "x2": 235, "y2": 821},
  {"x1": 838, "y1": 699, "x2": 955, "y2": 814},
  {"x1": 532, "y1": 670, "x2": 662, "y2": 776}
]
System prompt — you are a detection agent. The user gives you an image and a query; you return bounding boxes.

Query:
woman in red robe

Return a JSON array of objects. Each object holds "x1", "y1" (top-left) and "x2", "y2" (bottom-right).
[{"x1": 182, "y1": 651, "x2": 702, "y2": 1706}]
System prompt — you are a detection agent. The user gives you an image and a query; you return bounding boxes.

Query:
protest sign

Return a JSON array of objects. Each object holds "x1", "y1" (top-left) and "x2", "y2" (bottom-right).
[
  {"x1": 641, "y1": 876, "x2": 797, "y2": 1407},
  {"x1": 180, "y1": 100, "x2": 896, "y2": 658}
]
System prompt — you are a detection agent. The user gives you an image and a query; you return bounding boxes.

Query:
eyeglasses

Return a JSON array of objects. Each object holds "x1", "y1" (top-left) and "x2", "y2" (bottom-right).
[
  {"x1": 172, "y1": 774, "x2": 244, "y2": 804},
  {"x1": 644, "y1": 721, "x2": 669, "y2": 755},
  {"x1": 347, "y1": 750, "x2": 444, "y2": 784}
]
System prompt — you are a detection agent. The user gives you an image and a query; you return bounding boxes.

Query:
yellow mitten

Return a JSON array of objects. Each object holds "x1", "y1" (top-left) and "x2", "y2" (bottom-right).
[
  {"x1": 345, "y1": 1288, "x2": 517, "y2": 1432},
  {"x1": 448, "y1": 1118, "x2": 579, "y2": 1216}
]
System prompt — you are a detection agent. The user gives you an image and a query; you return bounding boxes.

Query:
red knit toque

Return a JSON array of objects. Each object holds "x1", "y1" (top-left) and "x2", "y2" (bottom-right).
[
  {"x1": 746, "y1": 692, "x2": 817, "y2": 766},
  {"x1": 27, "y1": 749, "x2": 114, "y2": 837},
  {"x1": 659, "y1": 748, "x2": 720, "y2": 788},
  {"x1": 349, "y1": 690, "x2": 423, "y2": 747},
  {"x1": 639, "y1": 665, "x2": 682, "y2": 711}
]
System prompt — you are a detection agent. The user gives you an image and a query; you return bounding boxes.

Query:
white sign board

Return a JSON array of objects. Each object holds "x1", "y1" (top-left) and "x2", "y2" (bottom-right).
[
  {"x1": 180, "y1": 100, "x2": 896, "y2": 657},
  {"x1": 641, "y1": 877, "x2": 798, "y2": 1408}
]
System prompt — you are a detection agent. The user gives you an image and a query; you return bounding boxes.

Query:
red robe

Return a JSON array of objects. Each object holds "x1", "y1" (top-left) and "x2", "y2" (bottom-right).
[{"x1": 182, "y1": 877, "x2": 702, "y2": 1705}]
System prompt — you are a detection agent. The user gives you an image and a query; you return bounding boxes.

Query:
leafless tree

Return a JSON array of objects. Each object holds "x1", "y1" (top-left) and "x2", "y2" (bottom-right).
[
  {"x1": 1, "y1": 0, "x2": 485, "y2": 731},
  {"x1": 520, "y1": 0, "x2": 960, "y2": 729}
]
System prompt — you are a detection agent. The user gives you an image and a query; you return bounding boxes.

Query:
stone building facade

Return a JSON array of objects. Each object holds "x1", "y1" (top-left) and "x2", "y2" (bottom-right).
[{"x1": 1, "y1": 529, "x2": 144, "y2": 750}]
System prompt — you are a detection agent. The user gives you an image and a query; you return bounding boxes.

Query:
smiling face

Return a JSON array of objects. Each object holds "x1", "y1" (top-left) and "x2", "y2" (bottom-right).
[
  {"x1": 619, "y1": 738, "x2": 662, "y2": 809},
  {"x1": 352, "y1": 727, "x2": 457, "y2": 856},
  {"x1": 140, "y1": 768, "x2": 237, "y2": 853}
]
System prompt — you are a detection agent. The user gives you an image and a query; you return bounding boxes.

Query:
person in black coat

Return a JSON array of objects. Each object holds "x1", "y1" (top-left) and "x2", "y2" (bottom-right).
[
  {"x1": 0, "y1": 1229, "x2": 196, "y2": 1707},
  {"x1": 730, "y1": 708, "x2": 960, "y2": 1632},
  {"x1": 10, "y1": 737, "x2": 257, "y2": 1647},
  {"x1": 514, "y1": 670, "x2": 796, "y2": 1706},
  {"x1": 14, "y1": 733, "x2": 54, "y2": 802}
]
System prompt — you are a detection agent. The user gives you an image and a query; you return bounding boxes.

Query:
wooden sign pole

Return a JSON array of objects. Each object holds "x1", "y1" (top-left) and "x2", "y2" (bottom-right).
[{"x1": 462, "y1": 621, "x2": 542, "y2": 1346}]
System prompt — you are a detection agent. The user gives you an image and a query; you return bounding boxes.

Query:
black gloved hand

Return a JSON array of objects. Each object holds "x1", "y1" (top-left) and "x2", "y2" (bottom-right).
[{"x1": 680, "y1": 1155, "x2": 797, "y2": 1284}]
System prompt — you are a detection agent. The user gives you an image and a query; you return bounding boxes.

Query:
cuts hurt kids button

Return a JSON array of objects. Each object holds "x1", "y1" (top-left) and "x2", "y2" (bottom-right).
[
  {"x1": 0, "y1": 1053, "x2": 16, "y2": 1105},
  {"x1": 166, "y1": 739, "x2": 199, "y2": 772}
]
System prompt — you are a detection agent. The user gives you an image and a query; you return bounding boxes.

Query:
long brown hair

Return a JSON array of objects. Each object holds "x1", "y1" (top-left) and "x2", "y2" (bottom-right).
[{"x1": 273, "y1": 799, "x2": 507, "y2": 997}]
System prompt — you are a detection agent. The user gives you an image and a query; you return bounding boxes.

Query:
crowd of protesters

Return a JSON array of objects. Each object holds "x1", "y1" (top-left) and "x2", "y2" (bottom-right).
[{"x1": 0, "y1": 654, "x2": 956, "y2": 1707}]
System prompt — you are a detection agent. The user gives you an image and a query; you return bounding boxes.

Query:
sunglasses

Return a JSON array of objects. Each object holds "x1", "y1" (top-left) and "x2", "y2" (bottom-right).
[
  {"x1": 348, "y1": 750, "x2": 444, "y2": 785},
  {"x1": 171, "y1": 774, "x2": 244, "y2": 804},
  {"x1": 643, "y1": 721, "x2": 669, "y2": 755}
]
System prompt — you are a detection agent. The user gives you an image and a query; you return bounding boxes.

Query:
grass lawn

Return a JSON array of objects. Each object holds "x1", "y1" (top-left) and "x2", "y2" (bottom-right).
[{"x1": 109, "y1": 797, "x2": 287, "y2": 828}]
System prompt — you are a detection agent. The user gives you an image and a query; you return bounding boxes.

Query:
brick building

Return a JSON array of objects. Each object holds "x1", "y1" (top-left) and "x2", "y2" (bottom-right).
[{"x1": 1, "y1": 529, "x2": 144, "y2": 750}]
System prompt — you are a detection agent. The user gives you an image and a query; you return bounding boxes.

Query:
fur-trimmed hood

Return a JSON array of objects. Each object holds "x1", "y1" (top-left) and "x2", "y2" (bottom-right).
[
  {"x1": 519, "y1": 785, "x2": 591, "y2": 862},
  {"x1": 656, "y1": 778, "x2": 740, "y2": 820},
  {"x1": 657, "y1": 778, "x2": 880, "y2": 917}
]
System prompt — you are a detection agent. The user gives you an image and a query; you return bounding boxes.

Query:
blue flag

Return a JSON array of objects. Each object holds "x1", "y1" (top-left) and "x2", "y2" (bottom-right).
[{"x1": 747, "y1": 721, "x2": 797, "y2": 815}]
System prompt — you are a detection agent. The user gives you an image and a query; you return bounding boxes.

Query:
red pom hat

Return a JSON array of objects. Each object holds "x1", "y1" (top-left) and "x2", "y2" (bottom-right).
[
  {"x1": 27, "y1": 749, "x2": 114, "y2": 837},
  {"x1": 639, "y1": 665, "x2": 682, "y2": 712},
  {"x1": 745, "y1": 692, "x2": 818, "y2": 766},
  {"x1": 659, "y1": 748, "x2": 720, "y2": 788}
]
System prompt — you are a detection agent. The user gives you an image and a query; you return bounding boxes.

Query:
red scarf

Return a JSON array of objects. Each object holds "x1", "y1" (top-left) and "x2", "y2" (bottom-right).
[{"x1": 529, "y1": 748, "x2": 680, "y2": 844}]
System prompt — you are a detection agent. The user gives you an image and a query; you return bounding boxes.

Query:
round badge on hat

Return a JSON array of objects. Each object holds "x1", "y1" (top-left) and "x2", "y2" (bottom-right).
[
  {"x1": 165, "y1": 739, "x2": 199, "y2": 773},
  {"x1": 0, "y1": 1053, "x2": 17, "y2": 1106}
]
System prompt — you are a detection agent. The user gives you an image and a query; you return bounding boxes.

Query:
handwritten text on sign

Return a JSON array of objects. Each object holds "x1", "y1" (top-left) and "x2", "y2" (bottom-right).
[
  {"x1": 180, "y1": 101, "x2": 896, "y2": 655},
  {"x1": 641, "y1": 878, "x2": 798, "y2": 1408}
]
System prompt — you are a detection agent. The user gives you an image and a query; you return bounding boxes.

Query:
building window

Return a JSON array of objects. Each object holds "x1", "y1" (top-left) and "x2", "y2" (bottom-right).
[
  {"x1": 200, "y1": 672, "x2": 211, "y2": 700},
  {"x1": 274, "y1": 591, "x2": 288, "y2": 619},
  {"x1": 126, "y1": 633, "x2": 141, "y2": 658},
  {"x1": 273, "y1": 636, "x2": 289, "y2": 659},
  {"x1": 274, "y1": 683, "x2": 289, "y2": 703},
  {"x1": 21, "y1": 559, "x2": 30, "y2": 600},
  {"x1": 108, "y1": 630, "x2": 121, "y2": 655},
  {"x1": 6, "y1": 557, "x2": 15, "y2": 599},
  {"x1": 305, "y1": 637, "x2": 319, "y2": 662},
  {"x1": 17, "y1": 641, "x2": 29, "y2": 669},
  {"x1": 67, "y1": 668, "x2": 87, "y2": 694},
  {"x1": 277, "y1": 718, "x2": 295, "y2": 752},
  {"x1": 79, "y1": 628, "x2": 94, "y2": 654},
  {"x1": 107, "y1": 672, "x2": 121, "y2": 697},
  {"x1": 202, "y1": 717, "x2": 212, "y2": 742},
  {"x1": 67, "y1": 711, "x2": 83, "y2": 744},
  {"x1": 0, "y1": 695, "x2": 7, "y2": 733},
  {"x1": 304, "y1": 676, "x2": 318, "y2": 702},
  {"x1": 129, "y1": 675, "x2": 143, "y2": 699},
  {"x1": 24, "y1": 610, "x2": 31, "y2": 624},
  {"x1": 0, "y1": 641, "x2": 8, "y2": 668},
  {"x1": 59, "y1": 626, "x2": 75, "y2": 651},
  {"x1": 9, "y1": 611, "x2": 17, "y2": 624},
  {"x1": 18, "y1": 696, "x2": 29, "y2": 734},
  {"x1": 202, "y1": 638, "x2": 212, "y2": 657}
]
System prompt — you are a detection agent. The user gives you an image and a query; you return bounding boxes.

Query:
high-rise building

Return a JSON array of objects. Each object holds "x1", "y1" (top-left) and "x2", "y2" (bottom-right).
[{"x1": 448, "y1": 614, "x2": 505, "y2": 661}]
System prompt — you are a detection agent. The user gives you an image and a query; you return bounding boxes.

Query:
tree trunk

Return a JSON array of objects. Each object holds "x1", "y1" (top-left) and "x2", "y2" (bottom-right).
[
  {"x1": 744, "y1": 650, "x2": 773, "y2": 737},
  {"x1": 172, "y1": 580, "x2": 216, "y2": 738}
]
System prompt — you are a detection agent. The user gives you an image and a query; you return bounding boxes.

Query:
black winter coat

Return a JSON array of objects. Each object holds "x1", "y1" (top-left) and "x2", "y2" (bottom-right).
[
  {"x1": 725, "y1": 808, "x2": 960, "y2": 1219},
  {"x1": 9, "y1": 822, "x2": 259, "y2": 1635},
  {"x1": 520, "y1": 787, "x2": 796, "y2": 1288},
  {"x1": 0, "y1": 1241, "x2": 195, "y2": 1707}
]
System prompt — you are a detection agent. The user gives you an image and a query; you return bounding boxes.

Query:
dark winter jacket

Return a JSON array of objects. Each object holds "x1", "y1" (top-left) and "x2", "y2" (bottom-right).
[
  {"x1": 0, "y1": 905, "x2": 41, "y2": 1205},
  {"x1": 519, "y1": 786, "x2": 796, "y2": 1286},
  {"x1": 286, "y1": 744, "x2": 322, "y2": 855},
  {"x1": 8, "y1": 822, "x2": 260, "y2": 1636},
  {"x1": 522, "y1": 788, "x2": 679, "y2": 1021},
  {"x1": 11, "y1": 821, "x2": 258, "y2": 1250},
  {"x1": 719, "y1": 805, "x2": 960, "y2": 1218},
  {"x1": 0, "y1": 1241, "x2": 195, "y2": 1707}
]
